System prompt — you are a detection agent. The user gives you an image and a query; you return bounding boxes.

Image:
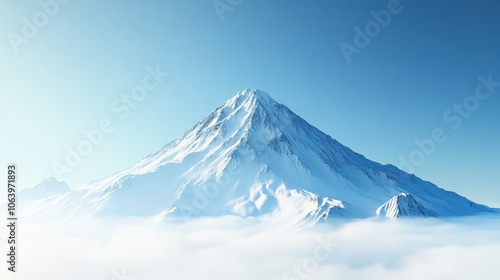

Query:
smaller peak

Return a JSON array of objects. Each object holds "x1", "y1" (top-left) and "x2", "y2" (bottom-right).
[
  {"x1": 376, "y1": 193, "x2": 436, "y2": 218},
  {"x1": 33, "y1": 177, "x2": 70, "y2": 191},
  {"x1": 21, "y1": 177, "x2": 71, "y2": 202},
  {"x1": 43, "y1": 177, "x2": 62, "y2": 183}
]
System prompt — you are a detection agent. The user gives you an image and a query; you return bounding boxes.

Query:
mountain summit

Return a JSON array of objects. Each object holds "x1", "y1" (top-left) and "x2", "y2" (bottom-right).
[{"x1": 21, "y1": 89, "x2": 496, "y2": 225}]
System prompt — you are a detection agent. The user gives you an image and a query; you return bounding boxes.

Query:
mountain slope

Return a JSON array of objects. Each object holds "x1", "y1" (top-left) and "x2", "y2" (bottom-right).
[{"x1": 20, "y1": 89, "x2": 496, "y2": 224}]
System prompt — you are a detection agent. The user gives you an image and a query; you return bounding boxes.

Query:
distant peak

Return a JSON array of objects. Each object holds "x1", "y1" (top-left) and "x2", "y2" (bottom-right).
[
  {"x1": 21, "y1": 177, "x2": 71, "y2": 202},
  {"x1": 43, "y1": 177, "x2": 62, "y2": 183},
  {"x1": 37, "y1": 177, "x2": 69, "y2": 189}
]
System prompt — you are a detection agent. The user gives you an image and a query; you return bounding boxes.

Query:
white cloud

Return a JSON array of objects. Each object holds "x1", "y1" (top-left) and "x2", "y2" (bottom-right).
[{"x1": 1, "y1": 216, "x2": 499, "y2": 280}]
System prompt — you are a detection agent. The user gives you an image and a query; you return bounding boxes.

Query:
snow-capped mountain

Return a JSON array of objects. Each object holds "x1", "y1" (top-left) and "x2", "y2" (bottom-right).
[{"x1": 21, "y1": 89, "x2": 497, "y2": 225}]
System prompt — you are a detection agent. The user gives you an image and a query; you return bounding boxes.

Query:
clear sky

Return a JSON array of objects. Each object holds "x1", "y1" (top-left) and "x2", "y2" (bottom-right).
[{"x1": 1, "y1": 0, "x2": 499, "y2": 207}]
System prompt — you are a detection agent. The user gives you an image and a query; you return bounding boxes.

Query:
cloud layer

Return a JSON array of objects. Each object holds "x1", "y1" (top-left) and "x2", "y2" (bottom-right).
[{"x1": 1, "y1": 216, "x2": 499, "y2": 280}]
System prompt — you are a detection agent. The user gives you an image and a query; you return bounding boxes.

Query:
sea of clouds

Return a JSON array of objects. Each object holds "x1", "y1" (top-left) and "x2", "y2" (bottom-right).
[{"x1": 1, "y1": 215, "x2": 499, "y2": 280}]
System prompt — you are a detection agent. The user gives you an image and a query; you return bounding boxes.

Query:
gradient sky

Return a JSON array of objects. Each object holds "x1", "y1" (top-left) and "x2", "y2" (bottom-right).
[{"x1": 1, "y1": 0, "x2": 499, "y2": 207}]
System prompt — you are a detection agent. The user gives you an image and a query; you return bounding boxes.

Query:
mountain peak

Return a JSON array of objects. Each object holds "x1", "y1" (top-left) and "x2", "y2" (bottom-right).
[
  {"x1": 236, "y1": 88, "x2": 271, "y2": 100},
  {"x1": 223, "y1": 89, "x2": 275, "y2": 111}
]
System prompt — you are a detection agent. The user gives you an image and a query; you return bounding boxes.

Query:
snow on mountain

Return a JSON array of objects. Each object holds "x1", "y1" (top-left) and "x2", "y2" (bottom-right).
[
  {"x1": 376, "y1": 193, "x2": 436, "y2": 218},
  {"x1": 20, "y1": 89, "x2": 497, "y2": 225}
]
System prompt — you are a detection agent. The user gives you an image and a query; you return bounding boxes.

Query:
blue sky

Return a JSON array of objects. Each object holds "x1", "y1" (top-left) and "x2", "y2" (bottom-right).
[{"x1": 1, "y1": 0, "x2": 499, "y2": 207}]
